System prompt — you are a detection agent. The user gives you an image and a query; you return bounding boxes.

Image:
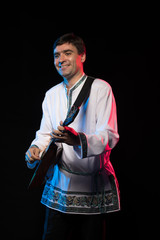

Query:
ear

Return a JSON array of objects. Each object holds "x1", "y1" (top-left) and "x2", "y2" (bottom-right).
[{"x1": 81, "y1": 53, "x2": 86, "y2": 63}]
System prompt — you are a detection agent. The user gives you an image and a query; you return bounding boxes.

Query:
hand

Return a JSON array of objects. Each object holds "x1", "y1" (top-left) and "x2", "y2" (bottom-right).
[
  {"x1": 51, "y1": 121, "x2": 80, "y2": 146},
  {"x1": 25, "y1": 146, "x2": 40, "y2": 163}
]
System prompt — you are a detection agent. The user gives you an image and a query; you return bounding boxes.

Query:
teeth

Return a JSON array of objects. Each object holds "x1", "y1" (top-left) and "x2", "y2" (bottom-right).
[{"x1": 60, "y1": 65, "x2": 69, "y2": 68}]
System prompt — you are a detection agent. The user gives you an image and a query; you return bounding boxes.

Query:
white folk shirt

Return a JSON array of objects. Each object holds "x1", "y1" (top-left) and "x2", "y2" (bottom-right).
[{"x1": 28, "y1": 74, "x2": 120, "y2": 214}]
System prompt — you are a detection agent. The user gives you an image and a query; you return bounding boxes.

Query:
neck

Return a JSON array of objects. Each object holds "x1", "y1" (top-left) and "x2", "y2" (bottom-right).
[{"x1": 63, "y1": 71, "x2": 84, "y2": 89}]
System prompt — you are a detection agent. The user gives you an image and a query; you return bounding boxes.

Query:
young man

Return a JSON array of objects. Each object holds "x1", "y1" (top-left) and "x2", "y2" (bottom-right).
[{"x1": 25, "y1": 33, "x2": 120, "y2": 240}]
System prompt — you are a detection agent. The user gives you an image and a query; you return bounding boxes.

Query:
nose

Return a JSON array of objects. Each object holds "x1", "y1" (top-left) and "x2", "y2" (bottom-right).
[{"x1": 58, "y1": 53, "x2": 66, "y2": 65}]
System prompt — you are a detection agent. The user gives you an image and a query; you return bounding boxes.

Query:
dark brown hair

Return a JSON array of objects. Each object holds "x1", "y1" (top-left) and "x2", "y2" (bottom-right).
[{"x1": 53, "y1": 33, "x2": 86, "y2": 55}]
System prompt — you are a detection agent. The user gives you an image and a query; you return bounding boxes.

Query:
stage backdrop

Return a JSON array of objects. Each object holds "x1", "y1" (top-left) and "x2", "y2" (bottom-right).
[{"x1": 2, "y1": 12, "x2": 159, "y2": 240}]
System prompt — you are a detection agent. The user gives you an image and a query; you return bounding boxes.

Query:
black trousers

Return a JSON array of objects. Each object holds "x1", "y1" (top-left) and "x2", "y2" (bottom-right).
[{"x1": 42, "y1": 207, "x2": 106, "y2": 240}]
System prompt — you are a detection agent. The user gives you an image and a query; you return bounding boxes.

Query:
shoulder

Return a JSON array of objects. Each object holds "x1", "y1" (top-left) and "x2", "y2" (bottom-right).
[
  {"x1": 91, "y1": 77, "x2": 112, "y2": 93},
  {"x1": 45, "y1": 81, "x2": 64, "y2": 97}
]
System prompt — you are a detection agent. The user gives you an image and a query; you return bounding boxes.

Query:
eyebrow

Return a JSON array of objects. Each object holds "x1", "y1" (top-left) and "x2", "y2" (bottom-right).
[{"x1": 54, "y1": 49, "x2": 74, "y2": 56}]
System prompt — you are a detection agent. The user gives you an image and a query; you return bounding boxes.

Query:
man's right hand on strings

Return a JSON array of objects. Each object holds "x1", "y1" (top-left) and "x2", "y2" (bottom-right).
[{"x1": 25, "y1": 146, "x2": 40, "y2": 163}]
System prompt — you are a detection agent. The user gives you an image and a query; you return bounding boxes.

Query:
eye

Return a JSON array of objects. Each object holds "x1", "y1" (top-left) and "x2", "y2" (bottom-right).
[
  {"x1": 65, "y1": 52, "x2": 72, "y2": 56},
  {"x1": 54, "y1": 53, "x2": 59, "y2": 59}
]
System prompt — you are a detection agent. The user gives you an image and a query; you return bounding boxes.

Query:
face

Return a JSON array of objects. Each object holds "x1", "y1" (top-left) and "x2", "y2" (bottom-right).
[{"x1": 54, "y1": 43, "x2": 86, "y2": 79}]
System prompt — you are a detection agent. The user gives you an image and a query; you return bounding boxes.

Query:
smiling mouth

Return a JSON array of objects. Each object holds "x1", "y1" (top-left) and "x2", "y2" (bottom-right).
[{"x1": 59, "y1": 65, "x2": 70, "y2": 69}]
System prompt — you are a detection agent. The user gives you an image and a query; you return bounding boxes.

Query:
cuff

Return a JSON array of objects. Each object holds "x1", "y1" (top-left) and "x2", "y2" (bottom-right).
[
  {"x1": 30, "y1": 144, "x2": 39, "y2": 149},
  {"x1": 73, "y1": 132, "x2": 87, "y2": 159},
  {"x1": 26, "y1": 160, "x2": 39, "y2": 169}
]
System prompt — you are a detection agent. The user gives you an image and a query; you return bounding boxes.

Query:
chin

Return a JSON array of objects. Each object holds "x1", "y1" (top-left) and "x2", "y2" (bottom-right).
[{"x1": 60, "y1": 72, "x2": 73, "y2": 78}]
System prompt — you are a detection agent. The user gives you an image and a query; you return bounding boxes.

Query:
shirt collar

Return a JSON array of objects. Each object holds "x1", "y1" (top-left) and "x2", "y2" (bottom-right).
[{"x1": 63, "y1": 74, "x2": 87, "y2": 94}]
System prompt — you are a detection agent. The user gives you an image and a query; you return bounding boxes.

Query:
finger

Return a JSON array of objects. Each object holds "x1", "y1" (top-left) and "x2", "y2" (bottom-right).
[
  {"x1": 25, "y1": 152, "x2": 34, "y2": 162},
  {"x1": 33, "y1": 148, "x2": 40, "y2": 159},
  {"x1": 52, "y1": 134, "x2": 68, "y2": 144},
  {"x1": 25, "y1": 151, "x2": 32, "y2": 161},
  {"x1": 52, "y1": 129, "x2": 66, "y2": 137},
  {"x1": 27, "y1": 149, "x2": 40, "y2": 160},
  {"x1": 50, "y1": 132, "x2": 63, "y2": 138},
  {"x1": 60, "y1": 121, "x2": 63, "y2": 126},
  {"x1": 53, "y1": 129, "x2": 63, "y2": 135},
  {"x1": 57, "y1": 125, "x2": 65, "y2": 132},
  {"x1": 27, "y1": 150, "x2": 32, "y2": 159},
  {"x1": 51, "y1": 133, "x2": 66, "y2": 139},
  {"x1": 32, "y1": 153, "x2": 40, "y2": 160},
  {"x1": 25, "y1": 153, "x2": 30, "y2": 162}
]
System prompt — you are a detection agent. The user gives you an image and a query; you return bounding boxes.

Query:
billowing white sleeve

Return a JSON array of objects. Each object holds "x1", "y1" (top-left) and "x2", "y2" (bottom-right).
[
  {"x1": 27, "y1": 93, "x2": 62, "y2": 169},
  {"x1": 74, "y1": 85, "x2": 119, "y2": 159},
  {"x1": 30, "y1": 93, "x2": 53, "y2": 152}
]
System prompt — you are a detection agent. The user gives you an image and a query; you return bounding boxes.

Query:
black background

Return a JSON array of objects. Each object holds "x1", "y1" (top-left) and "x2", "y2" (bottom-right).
[{"x1": 2, "y1": 9, "x2": 159, "y2": 239}]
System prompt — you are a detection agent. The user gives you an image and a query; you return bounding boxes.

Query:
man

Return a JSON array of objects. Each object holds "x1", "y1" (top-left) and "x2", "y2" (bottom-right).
[{"x1": 25, "y1": 33, "x2": 120, "y2": 240}]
